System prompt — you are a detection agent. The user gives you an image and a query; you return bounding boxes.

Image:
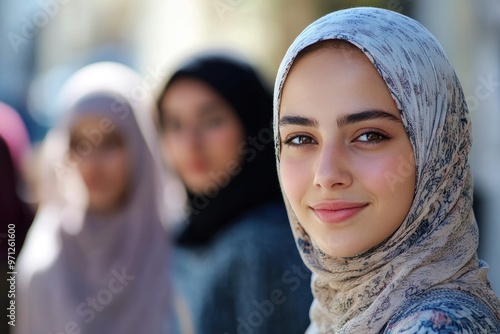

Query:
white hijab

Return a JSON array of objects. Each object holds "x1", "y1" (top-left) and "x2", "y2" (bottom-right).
[
  {"x1": 16, "y1": 62, "x2": 181, "y2": 333},
  {"x1": 273, "y1": 7, "x2": 500, "y2": 333}
]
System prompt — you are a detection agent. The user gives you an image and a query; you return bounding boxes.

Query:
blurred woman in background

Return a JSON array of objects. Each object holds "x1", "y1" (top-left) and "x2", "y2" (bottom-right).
[
  {"x1": 0, "y1": 134, "x2": 33, "y2": 255},
  {"x1": 0, "y1": 101, "x2": 34, "y2": 252},
  {"x1": 16, "y1": 62, "x2": 179, "y2": 333},
  {"x1": 157, "y1": 52, "x2": 313, "y2": 333},
  {"x1": 0, "y1": 102, "x2": 34, "y2": 334}
]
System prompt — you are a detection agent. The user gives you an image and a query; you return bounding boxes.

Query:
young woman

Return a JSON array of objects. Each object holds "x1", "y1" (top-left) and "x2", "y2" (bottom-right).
[
  {"x1": 16, "y1": 62, "x2": 178, "y2": 333},
  {"x1": 274, "y1": 7, "x2": 500, "y2": 333},
  {"x1": 158, "y1": 52, "x2": 313, "y2": 333}
]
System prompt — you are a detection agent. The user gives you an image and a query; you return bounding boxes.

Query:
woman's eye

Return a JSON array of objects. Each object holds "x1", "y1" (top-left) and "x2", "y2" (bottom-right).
[
  {"x1": 356, "y1": 131, "x2": 389, "y2": 143},
  {"x1": 98, "y1": 135, "x2": 125, "y2": 152},
  {"x1": 202, "y1": 116, "x2": 225, "y2": 129},
  {"x1": 69, "y1": 138, "x2": 79, "y2": 151},
  {"x1": 284, "y1": 135, "x2": 316, "y2": 146},
  {"x1": 164, "y1": 119, "x2": 182, "y2": 132}
]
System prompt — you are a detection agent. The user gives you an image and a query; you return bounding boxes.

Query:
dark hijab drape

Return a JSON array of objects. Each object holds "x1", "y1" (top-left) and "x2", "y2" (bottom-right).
[
  {"x1": 0, "y1": 136, "x2": 33, "y2": 334},
  {"x1": 0, "y1": 135, "x2": 33, "y2": 255},
  {"x1": 159, "y1": 53, "x2": 282, "y2": 246}
]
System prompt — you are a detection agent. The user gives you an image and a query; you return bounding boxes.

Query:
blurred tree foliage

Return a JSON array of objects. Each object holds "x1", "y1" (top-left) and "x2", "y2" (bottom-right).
[
  {"x1": 316, "y1": 0, "x2": 414, "y2": 18},
  {"x1": 266, "y1": 0, "x2": 414, "y2": 75}
]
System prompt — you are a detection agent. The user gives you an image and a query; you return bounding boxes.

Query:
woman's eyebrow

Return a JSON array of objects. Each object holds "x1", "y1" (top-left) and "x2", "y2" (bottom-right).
[
  {"x1": 198, "y1": 101, "x2": 226, "y2": 117},
  {"x1": 337, "y1": 109, "x2": 401, "y2": 128},
  {"x1": 278, "y1": 115, "x2": 318, "y2": 128},
  {"x1": 279, "y1": 110, "x2": 400, "y2": 128}
]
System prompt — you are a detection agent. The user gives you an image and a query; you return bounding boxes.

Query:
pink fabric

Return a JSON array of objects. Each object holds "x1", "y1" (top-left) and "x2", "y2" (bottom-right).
[{"x1": 0, "y1": 102, "x2": 30, "y2": 170}]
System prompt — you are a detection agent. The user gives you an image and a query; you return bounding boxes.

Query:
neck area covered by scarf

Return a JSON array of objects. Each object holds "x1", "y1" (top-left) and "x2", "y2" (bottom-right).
[{"x1": 273, "y1": 7, "x2": 500, "y2": 333}]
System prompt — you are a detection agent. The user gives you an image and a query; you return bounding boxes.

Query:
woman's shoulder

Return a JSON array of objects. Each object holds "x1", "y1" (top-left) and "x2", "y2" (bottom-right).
[
  {"x1": 384, "y1": 288, "x2": 500, "y2": 334},
  {"x1": 238, "y1": 201, "x2": 289, "y2": 223},
  {"x1": 17, "y1": 205, "x2": 63, "y2": 284},
  {"x1": 213, "y1": 202, "x2": 299, "y2": 260},
  {"x1": 221, "y1": 202, "x2": 292, "y2": 243}
]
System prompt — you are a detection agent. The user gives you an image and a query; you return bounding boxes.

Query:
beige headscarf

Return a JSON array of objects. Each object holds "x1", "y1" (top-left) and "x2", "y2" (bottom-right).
[
  {"x1": 16, "y1": 62, "x2": 182, "y2": 333},
  {"x1": 273, "y1": 7, "x2": 500, "y2": 333}
]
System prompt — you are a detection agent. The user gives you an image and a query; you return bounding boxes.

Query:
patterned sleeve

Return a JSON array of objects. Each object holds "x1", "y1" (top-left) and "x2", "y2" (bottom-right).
[{"x1": 384, "y1": 289, "x2": 500, "y2": 334}]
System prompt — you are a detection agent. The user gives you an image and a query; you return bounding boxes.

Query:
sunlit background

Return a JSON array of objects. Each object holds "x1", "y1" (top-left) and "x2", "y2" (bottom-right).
[{"x1": 1, "y1": 0, "x2": 499, "y2": 293}]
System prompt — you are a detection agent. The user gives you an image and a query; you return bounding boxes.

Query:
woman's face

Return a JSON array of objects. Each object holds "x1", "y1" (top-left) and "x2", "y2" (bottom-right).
[
  {"x1": 69, "y1": 116, "x2": 131, "y2": 214},
  {"x1": 279, "y1": 48, "x2": 416, "y2": 257},
  {"x1": 160, "y1": 78, "x2": 246, "y2": 195}
]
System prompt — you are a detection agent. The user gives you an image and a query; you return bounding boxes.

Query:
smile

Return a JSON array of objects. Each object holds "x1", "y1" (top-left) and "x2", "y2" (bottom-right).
[{"x1": 310, "y1": 201, "x2": 368, "y2": 224}]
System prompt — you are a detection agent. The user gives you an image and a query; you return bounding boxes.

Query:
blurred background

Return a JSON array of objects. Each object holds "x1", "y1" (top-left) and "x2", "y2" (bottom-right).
[{"x1": 0, "y1": 0, "x2": 498, "y2": 292}]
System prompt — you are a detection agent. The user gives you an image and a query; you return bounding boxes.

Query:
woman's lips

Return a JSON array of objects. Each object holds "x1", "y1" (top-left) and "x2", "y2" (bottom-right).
[
  {"x1": 187, "y1": 160, "x2": 208, "y2": 173},
  {"x1": 84, "y1": 176, "x2": 106, "y2": 192},
  {"x1": 310, "y1": 201, "x2": 368, "y2": 224}
]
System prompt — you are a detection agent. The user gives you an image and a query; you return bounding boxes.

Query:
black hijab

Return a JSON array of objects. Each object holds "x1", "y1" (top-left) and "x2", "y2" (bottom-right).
[{"x1": 158, "y1": 52, "x2": 283, "y2": 246}]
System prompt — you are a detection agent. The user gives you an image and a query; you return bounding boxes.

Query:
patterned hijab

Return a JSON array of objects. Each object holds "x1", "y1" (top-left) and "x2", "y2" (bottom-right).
[
  {"x1": 16, "y1": 62, "x2": 180, "y2": 333},
  {"x1": 273, "y1": 7, "x2": 500, "y2": 333}
]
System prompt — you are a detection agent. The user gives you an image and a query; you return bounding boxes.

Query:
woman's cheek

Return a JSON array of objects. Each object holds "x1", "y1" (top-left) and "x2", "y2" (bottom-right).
[
  {"x1": 165, "y1": 134, "x2": 192, "y2": 173},
  {"x1": 280, "y1": 157, "x2": 309, "y2": 209},
  {"x1": 207, "y1": 127, "x2": 245, "y2": 168},
  {"x1": 107, "y1": 150, "x2": 130, "y2": 187},
  {"x1": 357, "y1": 152, "x2": 415, "y2": 200}
]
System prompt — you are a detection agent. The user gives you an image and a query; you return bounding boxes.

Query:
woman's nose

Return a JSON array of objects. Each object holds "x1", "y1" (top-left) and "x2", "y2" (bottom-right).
[
  {"x1": 180, "y1": 124, "x2": 203, "y2": 149},
  {"x1": 313, "y1": 143, "x2": 352, "y2": 190}
]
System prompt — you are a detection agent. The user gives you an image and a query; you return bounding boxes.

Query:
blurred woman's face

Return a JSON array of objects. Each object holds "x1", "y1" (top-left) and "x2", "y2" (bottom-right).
[
  {"x1": 69, "y1": 116, "x2": 131, "y2": 214},
  {"x1": 160, "y1": 78, "x2": 246, "y2": 195},
  {"x1": 279, "y1": 48, "x2": 416, "y2": 258}
]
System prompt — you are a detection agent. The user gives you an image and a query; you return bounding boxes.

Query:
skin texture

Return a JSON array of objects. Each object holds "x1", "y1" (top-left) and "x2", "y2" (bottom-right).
[
  {"x1": 278, "y1": 48, "x2": 416, "y2": 257},
  {"x1": 69, "y1": 116, "x2": 131, "y2": 214},
  {"x1": 160, "y1": 78, "x2": 246, "y2": 195}
]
